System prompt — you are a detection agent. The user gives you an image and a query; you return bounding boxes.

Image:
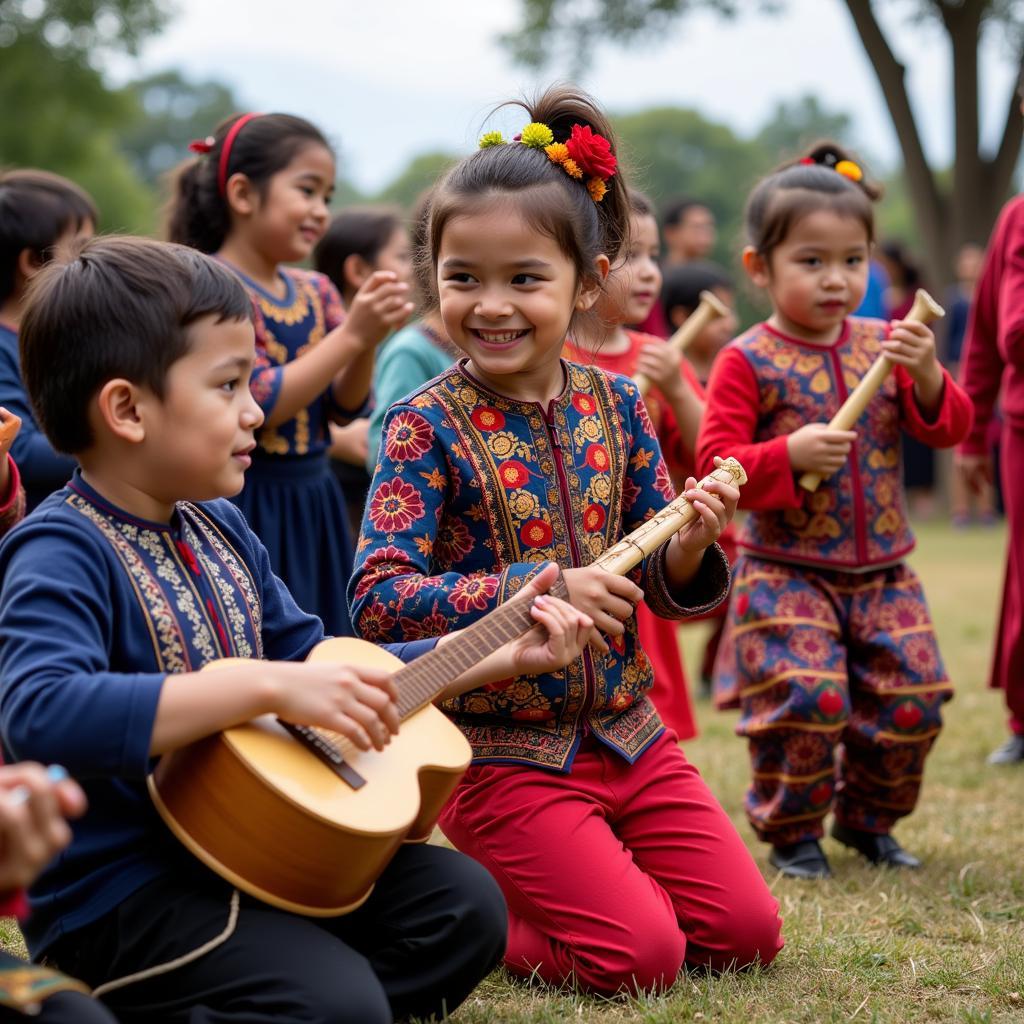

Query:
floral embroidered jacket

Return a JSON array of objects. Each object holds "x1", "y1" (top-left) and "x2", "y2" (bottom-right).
[
  {"x1": 696, "y1": 318, "x2": 974, "y2": 571},
  {"x1": 349, "y1": 359, "x2": 730, "y2": 771}
]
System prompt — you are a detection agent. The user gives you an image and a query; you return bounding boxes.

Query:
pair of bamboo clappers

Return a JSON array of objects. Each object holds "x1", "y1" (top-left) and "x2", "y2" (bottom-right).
[{"x1": 634, "y1": 288, "x2": 945, "y2": 493}]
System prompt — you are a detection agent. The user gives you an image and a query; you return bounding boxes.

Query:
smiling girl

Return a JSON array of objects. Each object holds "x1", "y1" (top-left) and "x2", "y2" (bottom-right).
[
  {"x1": 168, "y1": 114, "x2": 414, "y2": 634},
  {"x1": 349, "y1": 86, "x2": 782, "y2": 995},
  {"x1": 697, "y1": 144, "x2": 974, "y2": 879}
]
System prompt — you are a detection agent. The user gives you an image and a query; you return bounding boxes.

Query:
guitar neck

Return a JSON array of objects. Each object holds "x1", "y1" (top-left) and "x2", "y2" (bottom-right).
[{"x1": 393, "y1": 572, "x2": 569, "y2": 719}]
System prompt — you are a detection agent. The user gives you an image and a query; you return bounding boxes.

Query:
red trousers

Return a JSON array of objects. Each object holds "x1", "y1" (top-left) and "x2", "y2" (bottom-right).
[
  {"x1": 438, "y1": 732, "x2": 783, "y2": 995},
  {"x1": 637, "y1": 603, "x2": 697, "y2": 741},
  {"x1": 994, "y1": 424, "x2": 1024, "y2": 735}
]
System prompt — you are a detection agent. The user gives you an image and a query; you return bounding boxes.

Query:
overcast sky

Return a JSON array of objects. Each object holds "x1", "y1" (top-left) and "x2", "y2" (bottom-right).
[{"x1": 116, "y1": 0, "x2": 1020, "y2": 192}]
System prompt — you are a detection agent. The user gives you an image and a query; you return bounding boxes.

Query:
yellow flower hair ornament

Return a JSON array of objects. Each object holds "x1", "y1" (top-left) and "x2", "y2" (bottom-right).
[{"x1": 478, "y1": 120, "x2": 617, "y2": 202}]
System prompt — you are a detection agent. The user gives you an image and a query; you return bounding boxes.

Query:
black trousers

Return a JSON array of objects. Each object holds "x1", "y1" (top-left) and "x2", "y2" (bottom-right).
[{"x1": 48, "y1": 844, "x2": 507, "y2": 1023}]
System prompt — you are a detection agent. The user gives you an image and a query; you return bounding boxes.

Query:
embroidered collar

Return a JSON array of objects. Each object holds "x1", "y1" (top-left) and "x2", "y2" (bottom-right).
[
  {"x1": 68, "y1": 471, "x2": 184, "y2": 534},
  {"x1": 455, "y1": 358, "x2": 572, "y2": 414},
  {"x1": 761, "y1": 318, "x2": 852, "y2": 350}
]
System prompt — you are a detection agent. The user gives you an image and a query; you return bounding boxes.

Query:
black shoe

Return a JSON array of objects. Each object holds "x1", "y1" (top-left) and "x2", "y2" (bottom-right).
[
  {"x1": 987, "y1": 734, "x2": 1024, "y2": 765},
  {"x1": 768, "y1": 840, "x2": 832, "y2": 879},
  {"x1": 831, "y1": 823, "x2": 921, "y2": 869}
]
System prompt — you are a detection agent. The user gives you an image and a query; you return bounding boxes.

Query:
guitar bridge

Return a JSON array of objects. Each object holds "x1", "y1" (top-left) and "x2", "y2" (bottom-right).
[{"x1": 280, "y1": 722, "x2": 366, "y2": 790}]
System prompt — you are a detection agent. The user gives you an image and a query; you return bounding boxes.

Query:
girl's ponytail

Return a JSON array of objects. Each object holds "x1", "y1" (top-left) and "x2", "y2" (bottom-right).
[{"x1": 167, "y1": 155, "x2": 228, "y2": 253}]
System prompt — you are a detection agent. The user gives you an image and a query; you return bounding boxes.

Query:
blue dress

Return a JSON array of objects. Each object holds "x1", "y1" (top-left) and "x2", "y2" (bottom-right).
[{"x1": 227, "y1": 265, "x2": 360, "y2": 636}]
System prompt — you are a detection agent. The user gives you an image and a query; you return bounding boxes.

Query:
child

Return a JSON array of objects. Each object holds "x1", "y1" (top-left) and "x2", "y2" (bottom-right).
[
  {"x1": 697, "y1": 144, "x2": 974, "y2": 879},
  {"x1": 564, "y1": 189, "x2": 704, "y2": 740},
  {"x1": 660, "y1": 260, "x2": 738, "y2": 387},
  {"x1": 0, "y1": 169, "x2": 95, "y2": 510},
  {"x1": 956, "y1": 190, "x2": 1024, "y2": 764},
  {"x1": 350, "y1": 86, "x2": 783, "y2": 995},
  {"x1": 168, "y1": 113, "x2": 414, "y2": 636},
  {"x1": 313, "y1": 205, "x2": 416, "y2": 535},
  {"x1": 660, "y1": 260, "x2": 740, "y2": 694},
  {"x1": 0, "y1": 235, "x2": 596, "y2": 1022}
]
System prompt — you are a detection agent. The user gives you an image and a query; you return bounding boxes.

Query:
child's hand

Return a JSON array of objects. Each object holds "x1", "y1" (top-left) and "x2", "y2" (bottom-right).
[
  {"x1": 271, "y1": 662, "x2": 400, "y2": 752},
  {"x1": 673, "y1": 474, "x2": 738, "y2": 555},
  {"x1": 342, "y1": 271, "x2": 414, "y2": 350},
  {"x1": 0, "y1": 407, "x2": 20, "y2": 460},
  {"x1": 504, "y1": 572, "x2": 598, "y2": 674},
  {"x1": 787, "y1": 423, "x2": 857, "y2": 475},
  {"x1": 955, "y1": 451, "x2": 994, "y2": 496},
  {"x1": 329, "y1": 419, "x2": 370, "y2": 466},
  {"x1": 635, "y1": 341, "x2": 685, "y2": 400},
  {"x1": 883, "y1": 319, "x2": 943, "y2": 391},
  {"x1": 0, "y1": 763, "x2": 86, "y2": 893},
  {"x1": 563, "y1": 565, "x2": 644, "y2": 644},
  {"x1": 0, "y1": 408, "x2": 21, "y2": 494}
]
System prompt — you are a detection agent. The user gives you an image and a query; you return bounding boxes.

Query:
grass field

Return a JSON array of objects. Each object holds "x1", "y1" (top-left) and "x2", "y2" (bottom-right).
[{"x1": 2, "y1": 521, "x2": 1019, "y2": 1022}]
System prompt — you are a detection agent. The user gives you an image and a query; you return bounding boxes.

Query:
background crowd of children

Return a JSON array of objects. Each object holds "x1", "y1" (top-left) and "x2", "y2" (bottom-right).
[{"x1": 0, "y1": 84, "x2": 1016, "y2": 1020}]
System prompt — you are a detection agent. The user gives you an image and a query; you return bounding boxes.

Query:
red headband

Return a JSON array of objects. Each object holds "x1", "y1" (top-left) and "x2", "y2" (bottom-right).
[{"x1": 218, "y1": 113, "x2": 261, "y2": 196}]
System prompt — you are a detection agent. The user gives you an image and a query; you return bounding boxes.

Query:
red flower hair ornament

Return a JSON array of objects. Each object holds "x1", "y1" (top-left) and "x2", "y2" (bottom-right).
[{"x1": 479, "y1": 119, "x2": 617, "y2": 203}]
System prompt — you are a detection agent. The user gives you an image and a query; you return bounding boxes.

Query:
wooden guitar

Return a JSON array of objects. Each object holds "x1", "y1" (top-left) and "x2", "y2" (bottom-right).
[{"x1": 149, "y1": 456, "x2": 747, "y2": 917}]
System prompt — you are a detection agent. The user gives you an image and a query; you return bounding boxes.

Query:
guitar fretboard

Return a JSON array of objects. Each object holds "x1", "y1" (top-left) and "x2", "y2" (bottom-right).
[{"x1": 392, "y1": 572, "x2": 569, "y2": 719}]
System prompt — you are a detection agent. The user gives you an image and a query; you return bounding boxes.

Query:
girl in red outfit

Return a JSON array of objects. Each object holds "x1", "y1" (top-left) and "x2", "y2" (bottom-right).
[
  {"x1": 350, "y1": 87, "x2": 783, "y2": 995},
  {"x1": 565, "y1": 190, "x2": 705, "y2": 739},
  {"x1": 697, "y1": 144, "x2": 973, "y2": 879}
]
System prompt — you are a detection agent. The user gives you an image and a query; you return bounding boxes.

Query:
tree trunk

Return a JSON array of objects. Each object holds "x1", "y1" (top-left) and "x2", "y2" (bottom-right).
[
  {"x1": 943, "y1": 1, "x2": 985, "y2": 264},
  {"x1": 844, "y1": 0, "x2": 1023, "y2": 287},
  {"x1": 842, "y1": 0, "x2": 950, "y2": 289}
]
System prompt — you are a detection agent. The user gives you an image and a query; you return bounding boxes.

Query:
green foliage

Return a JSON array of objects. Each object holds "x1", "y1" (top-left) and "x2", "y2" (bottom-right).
[
  {"x1": 614, "y1": 105, "x2": 761, "y2": 264},
  {"x1": 754, "y1": 95, "x2": 853, "y2": 165},
  {"x1": 119, "y1": 71, "x2": 242, "y2": 187},
  {"x1": 503, "y1": 0, "x2": 780, "y2": 71},
  {"x1": 374, "y1": 151, "x2": 459, "y2": 211},
  {"x1": 0, "y1": 0, "x2": 168, "y2": 59}
]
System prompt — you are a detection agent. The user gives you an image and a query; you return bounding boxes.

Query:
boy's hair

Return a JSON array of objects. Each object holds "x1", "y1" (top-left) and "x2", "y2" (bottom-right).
[
  {"x1": 167, "y1": 113, "x2": 332, "y2": 254},
  {"x1": 313, "y1": 206, "x2": 403, "y2": 298},
  {"x1": 661, "y1": 261, "x2": 733, "y2": 322},
  {"x1": 425, "y1": 84, "x2": 630, "y2": 340},
  {"x1": 661, "y1": 197, "x2": 706, "y2": 229},
  {"x1": 744, "y1": 141, "x2": 882, "y2": 260},
  {"x1": 0, "y1": 169, "x2": 98, "y2": 304},
  {"x1": 20, "y1": 236, "x2": 252, "y2": 455}
]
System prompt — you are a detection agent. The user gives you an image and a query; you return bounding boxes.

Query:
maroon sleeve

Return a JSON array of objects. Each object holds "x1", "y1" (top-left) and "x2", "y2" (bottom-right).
[
  {"x1": 896, "y1": 366, "x2": 974, "y2": 448},
  {"x1": 696, "y1": 346, "x2": 801, "y2": 511},
  {"x1": 958, "y1": 201, "x2": 1018, "y2": 453}
]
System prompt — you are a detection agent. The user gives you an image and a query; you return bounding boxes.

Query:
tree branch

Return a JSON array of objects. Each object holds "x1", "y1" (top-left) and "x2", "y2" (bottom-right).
[
  {"x1": 841, "y1": 0, "x2": 947, "y2": 281},
  {"x1": 989, "y1": 54, "x2": 1024, "y2": 223}
]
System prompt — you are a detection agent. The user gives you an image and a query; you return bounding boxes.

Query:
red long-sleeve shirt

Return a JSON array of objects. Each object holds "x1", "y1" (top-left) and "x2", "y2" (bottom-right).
[
  {"x1": 697, "y1": 319, "x2": 973, "y2": 570},
  {"x1": 958, "y1": 195, "x2": 1024, "y2": 453}
]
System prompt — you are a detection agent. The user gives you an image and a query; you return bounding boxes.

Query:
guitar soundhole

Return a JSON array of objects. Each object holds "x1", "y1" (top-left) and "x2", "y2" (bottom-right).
[{"x1": 280, "y1": 722, "x2": 366, "y2": 790}]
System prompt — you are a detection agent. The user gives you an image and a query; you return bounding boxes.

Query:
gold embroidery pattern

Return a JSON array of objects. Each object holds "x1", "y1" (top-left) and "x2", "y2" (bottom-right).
[
  {"x1": 187, "y1": 505, "x2": 264, "y2": 658},
  {"x1": 137, "y1": 530, "x2": 219, "y2": 665},
  {"x1": 180, "y1": 519, "x2": 253, "y2": 660},
  {"x1": 66, "y1": 496, "x2": 188, "y2": 673}
]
